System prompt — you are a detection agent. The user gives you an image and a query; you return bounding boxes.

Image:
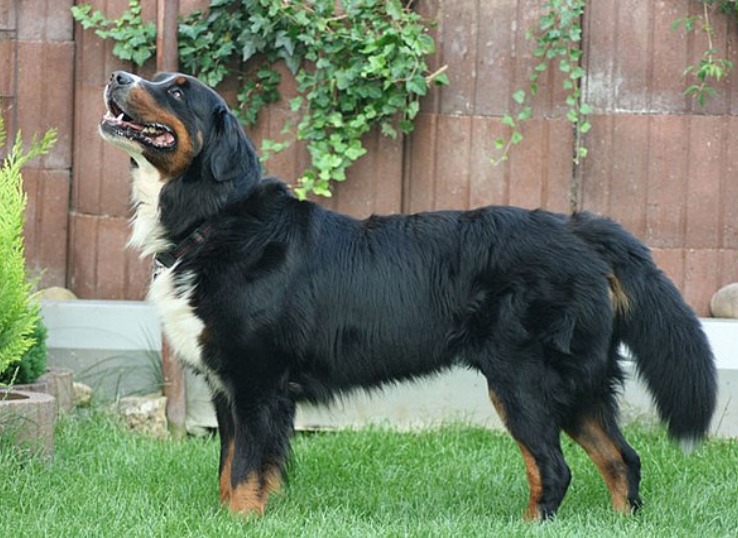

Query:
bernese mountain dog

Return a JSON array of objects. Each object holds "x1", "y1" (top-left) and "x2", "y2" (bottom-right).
[{"x1": 99, "y1": 70, "x2": 716, "y2": 520}]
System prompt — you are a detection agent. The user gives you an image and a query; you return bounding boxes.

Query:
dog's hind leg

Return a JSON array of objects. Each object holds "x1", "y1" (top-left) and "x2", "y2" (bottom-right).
[
  {"x1": 487, "y1": 379, "x2": 571, "y2": 520},
  {"x1": 565, "y1": 408, "x2": 642, "y2": 514}
]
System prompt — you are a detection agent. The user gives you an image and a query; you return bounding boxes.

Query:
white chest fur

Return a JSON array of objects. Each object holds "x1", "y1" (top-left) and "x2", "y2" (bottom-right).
[
  {"x1": 148, "y1": 267, "x2": 207, "y2": 373},
  {"x1": 128, "y1": 159, "x2": 171, "y2": 257}
]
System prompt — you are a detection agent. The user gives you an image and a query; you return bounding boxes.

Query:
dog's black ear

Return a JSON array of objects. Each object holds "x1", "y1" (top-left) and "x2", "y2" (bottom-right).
[{"x1": 206, "y1": 106, "x2": 261, "y2": 187}]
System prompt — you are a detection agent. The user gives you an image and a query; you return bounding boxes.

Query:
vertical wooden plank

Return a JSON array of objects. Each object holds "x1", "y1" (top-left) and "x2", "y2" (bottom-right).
[
  {"x1": 652, "y1": 248, "x2": 686, "y2": 293},
  {"x1": 22, "y1": 169, "x2": 70, "y2": 287},
  {"x1": 604, "y1": 116, "x2": 650, "y2": 238},
  {"x1": 645, "y1": 116, "x2": 689, "y2": 248},
  {"x1": 403, "y1": 113, "x2": 438, "y2": 214},
  {"x1": 579, "y1": 116, "x2": 612, "y2": 215},
  {"x1": 541, "y1": 119, "x2": 574, "y2": 214},
  {"x1": 433, "y1": 115, "x2": 471, "y2": 210},
  {"x1": 723, "y1": 117, "x2": 738, "y2": 249},
  {"x1": 437, "y1": 0, "x2": 478, "y2": 115},
  {"x1": 473, "y1": 0, "x2": 516, "y2": 117},
  {"x1": 684, "y1": 248, "x2": 720, "y2": 315},
  {"x1": 686, "y1": 116, "x2": 722, "y2": 249},
  {"x1": 468, "y1": 117, "x2": 509, "y2": 208}
]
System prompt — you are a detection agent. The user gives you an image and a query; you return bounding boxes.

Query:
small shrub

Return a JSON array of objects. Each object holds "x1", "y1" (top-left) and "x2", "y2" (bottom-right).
[
  {"x1": 0, "y1": 320, "x2": 48, "y2": 386},
  {"x1": 0, "y1": 115, "x2": 56, "y2": 381}
]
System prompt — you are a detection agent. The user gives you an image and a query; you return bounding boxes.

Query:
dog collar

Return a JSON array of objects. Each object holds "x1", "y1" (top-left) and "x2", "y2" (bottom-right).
[{"x1": 154, "y1": 222, "x2": 214, "y2": 271}]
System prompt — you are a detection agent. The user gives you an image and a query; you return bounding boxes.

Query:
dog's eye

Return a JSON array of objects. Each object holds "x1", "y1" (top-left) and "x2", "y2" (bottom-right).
[{"x1": 169, "y1": 87, "x2": 184, "y2": 100}]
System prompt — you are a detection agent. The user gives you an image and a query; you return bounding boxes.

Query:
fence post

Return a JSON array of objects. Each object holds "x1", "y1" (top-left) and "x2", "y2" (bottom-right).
[{"x1": 156, "y1": 0, "x2": 187, "y2": 439}]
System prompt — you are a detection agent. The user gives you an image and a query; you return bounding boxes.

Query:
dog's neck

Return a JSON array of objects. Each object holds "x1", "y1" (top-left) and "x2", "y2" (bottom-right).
[
  {"x1": 128, "y1": 157, "x2": 171, "y2": 257},
  {"x1": 128, "y1": 154, "x2": 244, "y2": 258}
]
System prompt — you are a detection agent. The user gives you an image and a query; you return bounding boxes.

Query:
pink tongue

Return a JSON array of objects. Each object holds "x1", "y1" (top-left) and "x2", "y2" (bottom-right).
[{"x1": 154, "y1": 132, "x2": 175, "y2": 146}]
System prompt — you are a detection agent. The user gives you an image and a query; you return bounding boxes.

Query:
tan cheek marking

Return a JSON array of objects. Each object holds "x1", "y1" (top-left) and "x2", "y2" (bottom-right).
[{"x1": 126, "y1": 86, "x2": 196, "y2": 178}]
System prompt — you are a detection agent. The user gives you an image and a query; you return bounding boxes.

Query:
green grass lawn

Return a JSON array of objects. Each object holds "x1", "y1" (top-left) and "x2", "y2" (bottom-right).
[{"x1": 2, "y1": 410, "x2": 738, "y2": 537}]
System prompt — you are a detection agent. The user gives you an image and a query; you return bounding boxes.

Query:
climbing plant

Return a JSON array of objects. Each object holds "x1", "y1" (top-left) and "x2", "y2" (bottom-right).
[
  {"x1": 72, "y1": 0, "x2": 448, "y2": 199},
  {"x1": 492, "y1": 0, "x2": 589, "y2": 166},
  {"x1": 673, "y1": 0, "x2": 736, "y2": 106}
]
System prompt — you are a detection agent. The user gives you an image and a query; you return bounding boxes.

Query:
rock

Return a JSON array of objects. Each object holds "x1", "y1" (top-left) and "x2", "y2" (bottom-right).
[
  {"x1": 37, "y1": 287, "x2": 78, "y2": 301},
  {"x1": 710, "y1": 283, "x2": 738, "y2": 318},
  {"x1": 116, "y1": 394, "x2": 168, "y2": 439},
  {"x1": 73, "y1": 382, "x2": 93, "y2": 408}
]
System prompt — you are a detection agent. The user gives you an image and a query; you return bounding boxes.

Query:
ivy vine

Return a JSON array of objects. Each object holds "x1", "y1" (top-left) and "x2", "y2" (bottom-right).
[
  {"x1": 72, "y1": 0, "x2": 448, "y2": 199},
  {"x1": 492, "y1": 0, "x2": 589, "y2": 166},
  {"x1": 673, "y1": 0, "x2": 736, "y2": 106}
]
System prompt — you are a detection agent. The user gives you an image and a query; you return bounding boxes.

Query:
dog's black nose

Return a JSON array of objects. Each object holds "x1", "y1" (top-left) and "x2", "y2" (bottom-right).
[{"x1": 110, "y1": 71, "x2": 134, "y2": 87}]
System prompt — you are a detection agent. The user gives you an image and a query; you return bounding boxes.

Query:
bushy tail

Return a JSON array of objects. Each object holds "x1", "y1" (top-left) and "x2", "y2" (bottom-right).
[{"x1": 570, "y1": 213, "x2": 717, "y2": 448}]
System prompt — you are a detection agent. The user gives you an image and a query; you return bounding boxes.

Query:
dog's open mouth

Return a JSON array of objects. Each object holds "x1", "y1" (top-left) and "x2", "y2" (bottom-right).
[{"x1": 101, "y1": 98, "x2": 176, "y2": 150}]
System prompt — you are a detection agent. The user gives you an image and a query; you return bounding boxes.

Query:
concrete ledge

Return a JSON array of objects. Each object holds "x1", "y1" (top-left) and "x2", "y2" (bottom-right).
[{"x1": 39, "y1": 299, "x2": 738, "y2": 437}]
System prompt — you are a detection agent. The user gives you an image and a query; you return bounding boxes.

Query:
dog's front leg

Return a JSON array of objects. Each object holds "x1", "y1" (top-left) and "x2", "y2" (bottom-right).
[
  {"x1": 224, "y1": 382, "x2": 295, "y2": 516},
  {"x1": 212, "y1": 392, "x2": 235, "y2": 504}
]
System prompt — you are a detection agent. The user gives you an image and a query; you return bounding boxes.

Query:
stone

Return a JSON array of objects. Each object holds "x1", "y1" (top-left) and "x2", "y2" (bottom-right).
[
  {"x1": 710, "y1": 283, "x2": 738, "y2": 318},
  {"x1": 37, "y1": 286, "x2": 78, "y2": 301},
  {"x1": 116, "y1": 394, "x2": 168, "y2": 439},
  {"x1": 73, "y1": 382, "x2": 93, "y2": 407}
]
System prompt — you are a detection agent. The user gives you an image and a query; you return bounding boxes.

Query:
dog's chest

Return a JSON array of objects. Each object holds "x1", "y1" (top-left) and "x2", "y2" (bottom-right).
[{"x1": 148, "y1": 267, "x2": 209, "y2": 375}]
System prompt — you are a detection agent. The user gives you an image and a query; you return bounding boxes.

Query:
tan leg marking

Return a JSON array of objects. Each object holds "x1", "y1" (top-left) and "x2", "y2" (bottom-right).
[
  {"x1": 568, "y1": 417, "x2": 630, "y2": 514},
  {"x1": 488, "y1": 389, "x2": 508, "y2": 425},
  {"x1": 518, "y1": 443, "x2": 544, "y2": 521},
  {"x1": 219, "y1": 440, "x2": 234, "y2": 504},
  {"x1": 229, "y1": 465, "x2": 283, "y2": 516}
]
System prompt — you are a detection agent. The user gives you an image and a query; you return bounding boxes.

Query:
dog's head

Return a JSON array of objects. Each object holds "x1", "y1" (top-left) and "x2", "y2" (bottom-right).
[{"x1": 100, "y1": 71, "x2": 260, "y2": 188}]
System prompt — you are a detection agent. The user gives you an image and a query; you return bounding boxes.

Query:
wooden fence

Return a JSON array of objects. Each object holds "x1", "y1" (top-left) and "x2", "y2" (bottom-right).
[{"x1": 2, "y1": 0, "x2": 737, "y2": 315}]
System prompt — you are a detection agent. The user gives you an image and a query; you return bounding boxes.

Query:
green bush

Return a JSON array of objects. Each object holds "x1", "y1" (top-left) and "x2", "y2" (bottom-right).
[
  {"x1": 0, "y1": 319, "x2": 48, "y2": 386},
  {"x1": 0, "y1": 115, "x2": 56, "y2": 382}
]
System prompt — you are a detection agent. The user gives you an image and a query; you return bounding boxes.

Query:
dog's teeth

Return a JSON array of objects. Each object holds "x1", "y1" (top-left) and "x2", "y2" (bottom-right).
[{"x1": 117, "y1": 113, "x2": 125, "y2": 122}]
